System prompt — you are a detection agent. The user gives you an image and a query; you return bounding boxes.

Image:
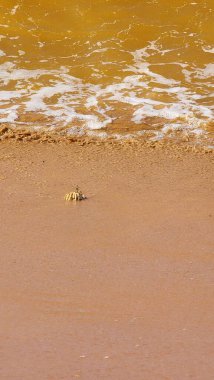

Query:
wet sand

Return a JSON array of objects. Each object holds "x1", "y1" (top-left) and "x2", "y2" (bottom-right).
[{"x1": 0, "y1": 141, "x2": 214, "y2": 380}]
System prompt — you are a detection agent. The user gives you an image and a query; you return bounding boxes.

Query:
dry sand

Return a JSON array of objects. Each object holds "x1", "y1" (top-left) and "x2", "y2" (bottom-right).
[{"x1": 0, "y1": 140, "x2": 214, "y2": 380}]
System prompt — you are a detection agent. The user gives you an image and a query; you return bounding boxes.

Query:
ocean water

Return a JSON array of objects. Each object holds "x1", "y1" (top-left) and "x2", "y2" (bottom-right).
[{"x1": 0, "y1": 0, "x2": 213, "y2": 145}]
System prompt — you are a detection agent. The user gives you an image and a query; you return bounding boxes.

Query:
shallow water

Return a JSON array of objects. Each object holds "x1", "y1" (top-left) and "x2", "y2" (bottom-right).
[{"x1": 0, "y1": 0, "x2": 213, "y2": 144}]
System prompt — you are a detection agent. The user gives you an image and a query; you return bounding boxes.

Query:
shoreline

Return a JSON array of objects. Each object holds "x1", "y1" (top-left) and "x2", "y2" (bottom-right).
[
  {"x1": 0, "y1": 140, "x2": 214, "y2": 379},
  {"x1": 1, "y1": 125, "x2": 214, "y2": 154}
]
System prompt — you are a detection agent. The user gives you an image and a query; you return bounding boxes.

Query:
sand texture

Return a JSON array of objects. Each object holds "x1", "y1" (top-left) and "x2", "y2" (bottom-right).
[{"x1": 0, "y1": 141, "x2": 214, "y2": 380}]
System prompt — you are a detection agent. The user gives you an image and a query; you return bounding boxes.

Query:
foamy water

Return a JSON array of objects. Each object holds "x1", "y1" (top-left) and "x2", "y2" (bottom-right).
[{"x1": 0, "y1": 0, "x2": 213, "y2": 145}]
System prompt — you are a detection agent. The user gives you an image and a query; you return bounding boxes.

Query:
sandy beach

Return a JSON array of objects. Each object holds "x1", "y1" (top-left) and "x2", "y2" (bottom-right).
[
  {"x1": 0, "y1": 140, "x2": 213, "y2": 379},
  {"x1": 0, "y1": 0, "x2": 214, "y2": 377}
]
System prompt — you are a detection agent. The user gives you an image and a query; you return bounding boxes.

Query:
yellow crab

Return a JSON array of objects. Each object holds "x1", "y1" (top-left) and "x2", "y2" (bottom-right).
[{"x1": 64, "y1": 186, "x2": 86, "y2": 201}]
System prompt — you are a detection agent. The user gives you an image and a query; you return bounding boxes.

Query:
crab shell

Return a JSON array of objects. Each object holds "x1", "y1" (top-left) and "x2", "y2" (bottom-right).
[{"x1": 64, "y1": 191, "x2": 86, "y2": 201}]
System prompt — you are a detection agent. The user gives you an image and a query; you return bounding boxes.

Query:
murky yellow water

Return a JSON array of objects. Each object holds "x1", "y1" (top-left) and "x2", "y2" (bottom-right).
[{"x1": 0, "y1": 0, "x2": 213, "y2": 144}]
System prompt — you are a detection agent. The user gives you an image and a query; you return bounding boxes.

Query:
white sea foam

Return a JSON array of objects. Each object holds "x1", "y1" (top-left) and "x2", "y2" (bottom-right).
[
  {"x1": 0, "y1": 62, "x2": 69, "y2": 85},
  {"x1": 85, "y1": 96, "x2": 98, "y2": 108},
  {"x1": 0, "y1": 106, "x2": 18, "y2": 123},
  {"x1": 0, "y1": 90, "x2": 23, "y2": 100},
  {"x1": 125, "y1": 60, "x2": 178, "y2": 86},
  {"x1": 195, "y1": 64, "x2": 214, "y2": 79},
  {"x1": 11, "y1": 5, "x2": 20, "y2": 15},
  {"x1": 85, "y1": 117, "x2": 109, "y2": 130},
  {"x1": 18, "y1": 50, "x2": 25, "y2": 56},
  {"x1": 0, "y1": 53, "x2": 213, "y2": 142},
  {"x1": 202, "y1": 46, "x2": 214, "y2": 54},
  {"x1": 25, "y1": 84, "x2": 74, "y2": 111}
]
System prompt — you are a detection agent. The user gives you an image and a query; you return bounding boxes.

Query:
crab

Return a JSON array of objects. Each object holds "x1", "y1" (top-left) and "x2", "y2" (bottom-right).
[{"x1": 64, "y1": 186, "x2": 86, "y2": 201}]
